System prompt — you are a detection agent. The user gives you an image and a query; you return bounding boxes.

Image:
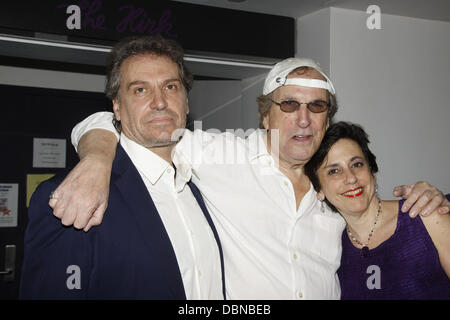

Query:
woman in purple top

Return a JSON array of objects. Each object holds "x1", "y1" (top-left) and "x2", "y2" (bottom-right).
[{"x1": 305, "y1": 122, "x2": 450, "y2": 299}]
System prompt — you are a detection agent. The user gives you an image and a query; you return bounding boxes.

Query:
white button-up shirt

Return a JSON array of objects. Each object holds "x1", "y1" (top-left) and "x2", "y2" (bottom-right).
[
  {"x1": 72, "y1": 112, "x2": 347, "y2": 300},
  {"x1": 119, "y1": 133, "x2": 223, "y2": 300}
]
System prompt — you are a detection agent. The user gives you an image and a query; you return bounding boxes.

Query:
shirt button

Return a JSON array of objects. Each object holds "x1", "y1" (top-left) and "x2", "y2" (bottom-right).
[
  {"x1": 284, "y1": 181, "x2": 289, "y2": 187},
  {"x1": 297, "y1": 291, "x2": 303, "y2": 299},
  {"x1": 293, "y1": 253, "x2": 298, "y2": 260},
  {"x1": 167, "y1": 168, "x2": 172, "y2": 174}
]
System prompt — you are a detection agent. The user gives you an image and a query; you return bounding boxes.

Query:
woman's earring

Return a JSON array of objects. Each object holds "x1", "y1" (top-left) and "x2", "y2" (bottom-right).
[
  {"x1": 320, "y1": 199, "x2": 325, "y2": 213},
  {"x1": 375, "y1": 183, "x2": 379, "y2": 198}
]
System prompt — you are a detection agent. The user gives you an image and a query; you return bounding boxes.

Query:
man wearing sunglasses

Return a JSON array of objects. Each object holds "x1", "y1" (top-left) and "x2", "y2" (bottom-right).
[{"x1": 48, "y1": 56, "x2": 450, "y2": 299}]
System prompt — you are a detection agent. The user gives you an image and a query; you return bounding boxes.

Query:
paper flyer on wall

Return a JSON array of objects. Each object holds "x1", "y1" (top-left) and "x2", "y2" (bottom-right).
[
  {"x1": 0, "y1": 184, "x2": 19, "y2": 228},
  {"x1": 33, "y1": 138, "x2": 66, "y2": 168}
]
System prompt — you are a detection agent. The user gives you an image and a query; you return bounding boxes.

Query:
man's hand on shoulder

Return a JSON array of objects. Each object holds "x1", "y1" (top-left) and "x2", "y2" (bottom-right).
[
  {"x1": 49, "y1": 154, "x2": 111, "y2": 232},
  {"x1": 393, "y1": 181, "x2": 449, "y2": 218}
]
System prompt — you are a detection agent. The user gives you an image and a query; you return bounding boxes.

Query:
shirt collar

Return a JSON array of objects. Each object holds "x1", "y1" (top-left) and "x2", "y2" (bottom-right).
[
  {"x1": 247, "y1": 129, "x2": 272, "y2": 162},
  {"x1": 172, "y1": 129, "x2": 201, "y2": 183},
  {"x1": 120, "y1": 133, "x2": 192, "y2": 191},
  {"x1": 172, "y1": 147, "x2": 194, "y2": 192},
  {"x1": 302, "y1": 183, "x2": 320, "y2": 214},
  {"x1": 120, "y1": 133, "x2": 170, "y2": 185}
]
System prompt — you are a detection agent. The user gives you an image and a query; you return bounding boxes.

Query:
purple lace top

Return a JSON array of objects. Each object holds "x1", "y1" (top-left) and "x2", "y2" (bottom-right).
[{"x1": 337, "y1": 199, "x2": 450, "y2": 300}]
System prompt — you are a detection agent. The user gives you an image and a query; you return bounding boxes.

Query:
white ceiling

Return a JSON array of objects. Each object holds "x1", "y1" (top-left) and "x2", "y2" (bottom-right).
[{"x1": 173, "y1": 0, "x2": 450, "y2": 22}]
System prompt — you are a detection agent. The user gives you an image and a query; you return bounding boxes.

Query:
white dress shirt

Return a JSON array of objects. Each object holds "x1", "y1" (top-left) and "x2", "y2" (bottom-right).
[
  {"x1": 72, "y1": 112, "x2": 347, "y2": 300},
  {"x1": 119, "y1": 133, "x2": 223, "y2": 300}
]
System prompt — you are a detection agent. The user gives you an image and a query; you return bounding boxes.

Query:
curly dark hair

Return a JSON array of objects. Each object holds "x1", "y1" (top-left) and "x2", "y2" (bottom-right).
[
  {"x1": 304, "y1": 121, "x2": 378, "y2": 213},
  {"x1": 105, "y1": 35, "x2": 193, "y2": 132}
]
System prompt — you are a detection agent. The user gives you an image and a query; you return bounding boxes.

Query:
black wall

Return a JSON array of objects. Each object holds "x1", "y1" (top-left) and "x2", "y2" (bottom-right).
[
  {"x1": 0, "y1": 0, "x2": 295, "y2": 59},
  {"x1": 0, "y1": 84, "x2": 111, "y2": 299}
]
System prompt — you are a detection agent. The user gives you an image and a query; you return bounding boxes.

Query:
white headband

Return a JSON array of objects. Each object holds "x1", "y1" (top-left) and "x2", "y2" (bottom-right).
[
  {"x1": 283, "y1": 78, "x2": 334, "y2": 94},
  {"x1": 263, "y1": 57, "x2": 336, "y2": 95}
]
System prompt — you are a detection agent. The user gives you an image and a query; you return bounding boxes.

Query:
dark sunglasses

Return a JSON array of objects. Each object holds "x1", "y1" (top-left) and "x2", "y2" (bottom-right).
[{"x1": 271, "y1": 99, "x2": 329, "y2": 113}]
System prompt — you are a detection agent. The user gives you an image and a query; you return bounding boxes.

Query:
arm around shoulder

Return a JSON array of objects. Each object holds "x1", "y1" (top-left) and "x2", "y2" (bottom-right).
[
  {"x1": 49, "y1": 112, "x2": 119, "y2": 230},
  {"x1": 71, "y1": 111, "x2": 118, "y2": 152}
]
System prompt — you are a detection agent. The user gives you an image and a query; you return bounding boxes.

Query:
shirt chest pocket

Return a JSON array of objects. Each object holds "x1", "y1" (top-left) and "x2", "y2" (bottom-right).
[{"x1": 311, "y1": 215, "x2": 344, "y2": 265}]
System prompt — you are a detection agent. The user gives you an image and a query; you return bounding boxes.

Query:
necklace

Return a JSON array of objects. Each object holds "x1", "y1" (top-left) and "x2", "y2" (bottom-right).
[{"x1": 346, "y1": 198, "x2": 382, "y2": 258}]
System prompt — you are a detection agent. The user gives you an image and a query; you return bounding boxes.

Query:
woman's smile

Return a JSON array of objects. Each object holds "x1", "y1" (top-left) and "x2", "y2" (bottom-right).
[{"x1": 342, "y1": 187, "x2": 364, "y2": 198}]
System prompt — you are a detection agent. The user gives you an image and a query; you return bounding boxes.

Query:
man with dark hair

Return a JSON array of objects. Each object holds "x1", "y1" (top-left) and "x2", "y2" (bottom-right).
[{"x1": 20, "y1": 35, "x2": 225, "y2": 299}]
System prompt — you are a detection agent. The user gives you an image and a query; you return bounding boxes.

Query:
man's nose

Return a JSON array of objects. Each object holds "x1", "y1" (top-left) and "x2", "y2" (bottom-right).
[
  {"x1": 150, "y1": 89, "x2": 168, "y2": 110},
  {"x1": 296, "y1": 104, "x2": 311, "y2": 128}
]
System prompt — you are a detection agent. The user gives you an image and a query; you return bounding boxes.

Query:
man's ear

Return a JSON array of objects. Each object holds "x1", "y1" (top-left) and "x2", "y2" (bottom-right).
[
  {"x1": 262, "y1": 113, "x2": 270, "y2": 130},
  {"x1": 113, "y1": 98, "x2": 121, "y2": 121}
]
